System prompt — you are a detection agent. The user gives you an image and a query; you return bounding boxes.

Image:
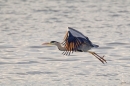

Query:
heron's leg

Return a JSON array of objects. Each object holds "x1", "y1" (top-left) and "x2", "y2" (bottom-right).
[
  {"x1": 88, "y1": 51, "x2": 107, "y2": 64},
  {"x1": 93, "y1": 52, "x2": 107, "y2": 63},
  {"x1": 88, "y1": 51, "x2": 105, "y2": 64}
]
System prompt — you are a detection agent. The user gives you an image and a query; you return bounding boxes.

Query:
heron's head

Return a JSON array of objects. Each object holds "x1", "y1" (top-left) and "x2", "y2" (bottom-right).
[
  {"x1": 50, "y1": 41, "x2": 59, "y2": 45},
  {"x1": 42, "y1": 41, "x2": 60, "y2": 45}
]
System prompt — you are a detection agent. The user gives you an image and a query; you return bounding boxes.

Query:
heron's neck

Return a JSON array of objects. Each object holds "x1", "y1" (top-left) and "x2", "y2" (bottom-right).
[{"x1": 55, "y1": 43, "x2": 65, "y2": 51}]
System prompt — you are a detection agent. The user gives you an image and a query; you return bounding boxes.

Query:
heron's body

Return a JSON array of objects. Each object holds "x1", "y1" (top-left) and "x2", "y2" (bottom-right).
[
  {"x1": 78, "y1": 44, "x2": 92, "y2": 52},
  {"x1": 43, "y1": 27, "x2": 106, "y2": 64},
  {"x1": 53, "y1": 42, "x2": 92, "y2": 52}
]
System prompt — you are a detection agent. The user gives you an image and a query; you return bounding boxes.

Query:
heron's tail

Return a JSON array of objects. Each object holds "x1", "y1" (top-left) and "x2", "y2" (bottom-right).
[{"x1": 92, "y1": 44, "x2": 99, "y2": 48}]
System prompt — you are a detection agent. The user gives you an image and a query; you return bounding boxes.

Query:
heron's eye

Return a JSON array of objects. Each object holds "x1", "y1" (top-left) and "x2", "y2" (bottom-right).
[{"x1": 50, "y1": 41, "x2": 56, "y2": 43}]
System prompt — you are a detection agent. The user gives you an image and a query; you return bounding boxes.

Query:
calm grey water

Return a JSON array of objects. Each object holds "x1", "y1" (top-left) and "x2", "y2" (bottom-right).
[{"x1": 0, "y1": 0, "x2": 130, "y2": 86}]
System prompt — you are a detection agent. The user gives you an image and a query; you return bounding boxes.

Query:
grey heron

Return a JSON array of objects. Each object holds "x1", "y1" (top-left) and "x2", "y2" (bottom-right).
[{"x1": 43, "y1": 27, "x2": 106, "y2": 64}]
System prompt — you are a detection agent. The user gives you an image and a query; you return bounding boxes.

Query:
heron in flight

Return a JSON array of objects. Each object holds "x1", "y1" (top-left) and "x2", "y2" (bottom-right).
[{"x1": 43, "y1": 27, "x2": 106, "y2": 64}]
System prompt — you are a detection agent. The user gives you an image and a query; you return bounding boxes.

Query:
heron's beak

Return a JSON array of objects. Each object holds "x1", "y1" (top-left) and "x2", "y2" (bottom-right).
[{"x1": 42, "y1": 42, "x2": 52, "y2": 45}]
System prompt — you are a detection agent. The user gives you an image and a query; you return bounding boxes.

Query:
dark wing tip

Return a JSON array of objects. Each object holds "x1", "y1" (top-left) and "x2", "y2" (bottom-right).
[{"x1": 68, "y1": 27, "x2": 73, "y2": 29}]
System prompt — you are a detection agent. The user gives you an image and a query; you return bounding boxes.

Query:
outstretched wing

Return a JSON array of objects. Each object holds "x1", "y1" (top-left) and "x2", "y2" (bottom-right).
[{"x1": 62, "y1": 27, "x2": 93, "y2": 55}]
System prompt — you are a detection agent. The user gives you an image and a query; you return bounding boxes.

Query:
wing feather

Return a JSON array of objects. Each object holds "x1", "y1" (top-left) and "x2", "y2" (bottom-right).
[
  {"x1": 69, "y1": 27, "x2": 94, "y2": 46},
  {"x1": 63, "y1": 31, "x2": 68, "y2": 41},
  {"x1": 62, "y1": 27, "x2": 93, "y2": 55},
  {"x1": 68, "y1": 27, "x2": 87, "y2": 39}
]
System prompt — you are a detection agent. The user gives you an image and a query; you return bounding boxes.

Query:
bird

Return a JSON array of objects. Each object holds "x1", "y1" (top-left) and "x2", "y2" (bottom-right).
[{"x1": 42, "y1": 27, "x2": 107, "y2": 64}]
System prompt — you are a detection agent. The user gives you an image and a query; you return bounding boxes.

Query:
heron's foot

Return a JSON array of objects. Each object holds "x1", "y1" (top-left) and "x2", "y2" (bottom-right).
[{"x1": 88, "y1": 51, "x2": 107, "y2": 64}]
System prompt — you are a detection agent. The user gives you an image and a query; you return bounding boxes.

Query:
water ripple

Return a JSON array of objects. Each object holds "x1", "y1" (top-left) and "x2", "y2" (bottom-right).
[
  {"x1": 98, "y1": 46, "x2": 114, "y2": 49},
  {"x1": 46, "y1": 58, "x2": 79, "y2": 62},
  {"x1": 106, "y1": 42, "x2": 129, "y2": 46},
  {"x1": 0, "y1": 62, "x2": 14, "y2": 65},
  {"x1": 26, "y1": 71, "x2": 56, "y2": 75},
  {"x1": 16, "y1": 61, "x2": 39, "y2": 64},
  {"x1": 0, "y1": 45, "x2": 16, "y2": 49}
]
